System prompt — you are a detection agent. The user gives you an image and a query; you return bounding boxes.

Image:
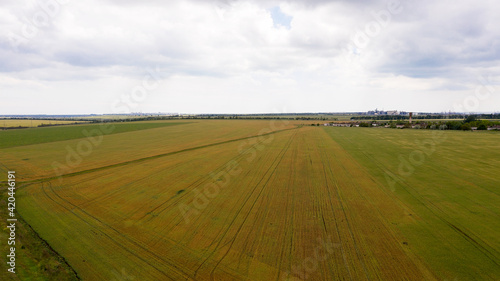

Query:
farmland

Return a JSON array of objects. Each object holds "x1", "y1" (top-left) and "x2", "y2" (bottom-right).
[
  {"x1": 1, "y1": 120, "x2": 499, "y2": 280},
  {"x1": 0, "y1": 119, "x2": 88, "y2": 128},
  {"x1": 0, "y1": 121, "x2": 187, "y2": 149}
]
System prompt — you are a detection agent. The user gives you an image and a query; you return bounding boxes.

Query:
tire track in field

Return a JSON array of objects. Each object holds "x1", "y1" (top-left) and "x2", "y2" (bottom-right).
[
  {"x1": 0, "y1": 161, "x2": 9, "y2": 172},
  {"x1": 52, "y1": 169, "x2": 127, "y2": 210},
  {"x1": 325, "y1": 128, "x2": 500, "y2": 274},
  {"x1": 14, "y1": 127, "x2": 299, "y2": 185},
  {"x1": 422, "y1": 196, "x2": 500, "y2": 264},
  {"x1": 40, "y1": 181, "x2": 190, "y2": 280},
  {"x1": 398, "y1": 180, "x2": 500, "y2": 267},
  {"x1": 46, "y1": 171, "x2": 243, "y2": 280},
  {"x1": 195, "y1": 143, "x2": 286, "y2": 277},
  {"x1": 319, "y1": 137, "x2": 371, "y2": 280},
  {"x1": 231, "y1": 133, "x2": 298, "y2": 276},
  {"x1": 317, "y1": 136, "x2": 354, "y2": 280},
  {"x1": 191, "y1": 129, "x2": 297, "y2": 280},
  {"x1": 273, "y1": 139, "x2": 296, "y2": 281},
  {"x1": 324, "y1": 130, "x2": 443, "y2": 279},
  {"x1": 138, "y1": 138, "x2": 263, "y2": 224},
  {"x1": 276, "y1": 130, "x2": 336, "y2": 281},
  {"x1": 41, "y1": 130, "x2": 296, "y2": 281},
  {"x1": 148, "y1": 142, "x2": 270, "y2": 248},
  {"x1": 198, "y1": 145, "x2": 285, "y2": 255},
  {"x1": 17, "y1": 129, "x2": 298, "y2": 280},
  {"x1": 359, "y1": 146, "x2": 499, "y2": 215},
  {"x1": 333, "y1": 150, "x2": 428, "y2": 279},
  {"x1": 208, "y1": 129, "x2": 297, "y2": 281},
  {"x1": 39, "y1": 182, "x2": 175, "y2": 280},
  {"x1": 284, "y1": 160, "x2": 297, "y2": 281},
  {"x1": 136, "y1": 140, "x2": 274, "y2": 249},
  {"x1": 340, "y1": 148, "x2": 440, "y2": 279},
  {"x1": 341, "y1": 129, "x2": 499, "y2": 219},
  {"x1": 352, "y1": 145, "x2": 500, "y2": 266}
]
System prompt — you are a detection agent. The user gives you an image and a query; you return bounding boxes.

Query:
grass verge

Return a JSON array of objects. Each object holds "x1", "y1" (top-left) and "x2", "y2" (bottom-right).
[{"x1": 0, "y1": 183, "x2": 80, "y2": 280}]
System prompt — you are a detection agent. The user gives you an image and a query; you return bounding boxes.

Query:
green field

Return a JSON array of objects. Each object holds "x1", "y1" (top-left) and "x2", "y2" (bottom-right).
[
  {"x1": 0, "y1": 121, "x2": 498, "y2": 280},
  {"x1": 325, "y1": 127, "x2": 500, "y2": 279}
]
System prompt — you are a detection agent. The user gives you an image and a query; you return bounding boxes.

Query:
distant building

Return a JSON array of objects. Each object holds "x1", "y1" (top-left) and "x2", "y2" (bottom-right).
[
  {"x1": 368, "y1": 109, "x2": 385, "y2": 115},
  {"x1": 324, "y1": 123, "x2": 351, "y2": 127},
  {"x1": 367, "y1": 109, "x2": 402, "y2": 116}
]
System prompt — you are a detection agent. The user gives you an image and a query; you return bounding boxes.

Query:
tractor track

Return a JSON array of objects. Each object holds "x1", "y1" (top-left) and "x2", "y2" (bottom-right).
[
  {"x1": 40, "y1": 181, "x2": 188, "y2": 280},
  {"x1": 208, "y1": 129, "x2": 297, "y2": 281},
  {"x1": 5, "y1": 126, "x2": 299, "y2": 186},
  {"x1": 318, "y1": 136, "x2": 354, "y2": 281},
  {"x1": 191, "y1": 129, "x2": 297, "y2": 280},
  {"x1": 320, "y1": 136, "x2": 372, "y2": 280},
  {"x1": 355, "y1": 144, "x2": 500, "y2": 266},
  {"x1": 325, "y1": 128, "x2": 500, "y2": 272}
]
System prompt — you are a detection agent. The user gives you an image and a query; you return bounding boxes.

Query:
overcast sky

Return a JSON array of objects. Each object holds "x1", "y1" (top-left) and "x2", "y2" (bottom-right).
[{"x1": 1, "y1": 0, "x2": 499, "y2": 114}]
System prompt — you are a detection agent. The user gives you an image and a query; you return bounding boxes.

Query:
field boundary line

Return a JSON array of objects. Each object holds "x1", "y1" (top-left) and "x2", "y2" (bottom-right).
[{"x1": 6, "y1": 126, "x2": 299, "y2": 185}]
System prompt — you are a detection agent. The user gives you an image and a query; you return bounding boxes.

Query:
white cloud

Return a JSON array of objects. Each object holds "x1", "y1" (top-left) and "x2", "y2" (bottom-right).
[{"x1": 0, "y1": 0, "x2": 499, "y2": 114}]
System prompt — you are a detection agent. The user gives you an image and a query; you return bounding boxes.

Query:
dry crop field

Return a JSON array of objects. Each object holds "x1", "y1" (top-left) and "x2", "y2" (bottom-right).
[{"x1": 0, "y1": 120, "x2": 499, "y2": 280}]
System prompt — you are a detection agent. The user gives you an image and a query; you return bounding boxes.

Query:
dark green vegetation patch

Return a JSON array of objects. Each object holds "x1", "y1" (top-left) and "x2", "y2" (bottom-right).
[{"x1": 0, "y1": 184, "x2": 79, "y2": 281}]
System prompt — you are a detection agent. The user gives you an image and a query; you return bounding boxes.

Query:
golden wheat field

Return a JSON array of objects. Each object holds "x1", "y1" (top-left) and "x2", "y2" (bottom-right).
[
  {"x1": 0, "y1": 119, "x2": 86, "y2": 128},
  {"x1": 1, "y1": 120, "x2": 499, "y2": 280}
]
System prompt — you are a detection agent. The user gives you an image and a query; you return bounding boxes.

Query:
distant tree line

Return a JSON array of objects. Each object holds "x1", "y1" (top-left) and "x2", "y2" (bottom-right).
[
  {"x1": 351, "y1": 113, "x2": 500, "y2": 121},
  {"x1": 380, "y1": 115, "x2": 499, "y2": 131},
  {"x1": 320, "y1": 115, "x2": 500, "y2": 131}
]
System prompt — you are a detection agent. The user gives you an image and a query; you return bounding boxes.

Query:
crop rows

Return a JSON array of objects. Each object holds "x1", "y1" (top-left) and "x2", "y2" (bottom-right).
[{"x1": 7, "y1": 121, "x2": 499, "y2": 280}]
